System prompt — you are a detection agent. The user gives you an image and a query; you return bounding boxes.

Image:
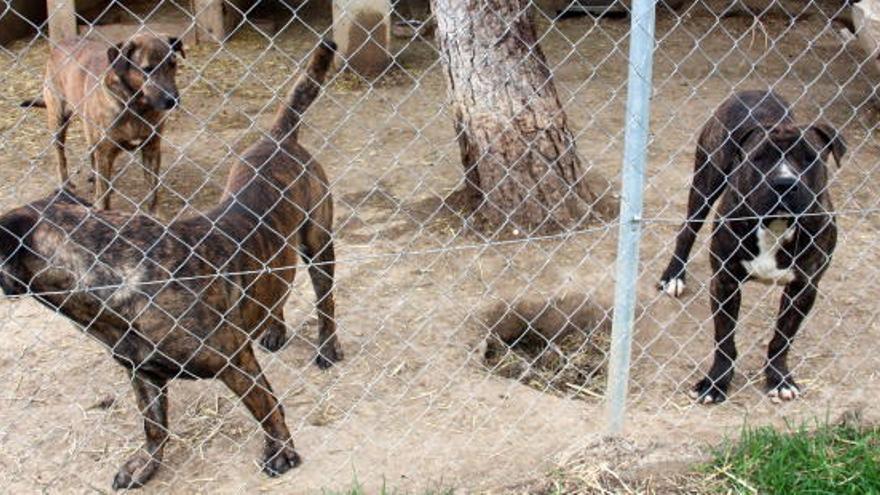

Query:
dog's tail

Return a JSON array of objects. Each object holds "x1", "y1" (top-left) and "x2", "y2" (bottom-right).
[
  {"x1": 270, "y1": 37, "x2": 336, "y2": 146},
  {"x1": 20, "y1": 98, "x2": 46, "y2": 109}
]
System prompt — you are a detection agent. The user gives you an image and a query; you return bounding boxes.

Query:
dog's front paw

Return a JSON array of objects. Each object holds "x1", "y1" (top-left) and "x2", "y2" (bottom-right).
[
  {"x1": 690, "y1": 377, "x2": 728, "y2": 404},
  {"x1": 262, "y1": 443, "x2": 301, "y2": 477},
  {"x1": 767, "y1": 379, "x2": 800, "y2": 403},
  {"x1": 659, "y1": 277, "x2": 686, "y2": 298},
  {"x1": 315, "y1": 342, "x2": 344, "y2": 370},
  {"x1": 658, "y1": 261, "x2": 687, "y2": 297},
  {"x1": 112, "y1": 451, "x2": 160, "y2": 490},
  {"x1": 259, "y1": 324, "x2": 288, "y2": 353}
]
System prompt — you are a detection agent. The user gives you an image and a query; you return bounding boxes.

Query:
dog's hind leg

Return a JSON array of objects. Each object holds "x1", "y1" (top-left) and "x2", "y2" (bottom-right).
[
  {"x1": 258, "y1": 280, "x2": 292, "y2": 353},
  {"x1": 112, "y1": 373, "x2": 169, "y2": 490},
  {"x1": 301, "y1": 220, "x2": 342, "y2": 369},
  {"x1": 219, "y1": 346, "x2": 301, "y2": 477},
  {"x1": 257, "y1": 258, "x2": 296, "y2": 352},
  {"x1": 765, "y1": 279, "x2": 816, "y2": 402},
  {"x1": 46, "y1": 98, "x2": 72, "y2": 185},
  {"x1": 659, "y1": 145, "x2": 727, "y2": 297}
]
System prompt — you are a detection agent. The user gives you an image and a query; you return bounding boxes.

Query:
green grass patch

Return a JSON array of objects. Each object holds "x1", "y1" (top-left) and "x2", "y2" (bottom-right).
[{"x1": 708, "y1": 421, "x2": 880, "y2": 494}]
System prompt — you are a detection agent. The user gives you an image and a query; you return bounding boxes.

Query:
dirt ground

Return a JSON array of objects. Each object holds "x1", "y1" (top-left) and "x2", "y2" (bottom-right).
[{"x1": 1, "y1": 1, "x2": 879, "y2": 493}]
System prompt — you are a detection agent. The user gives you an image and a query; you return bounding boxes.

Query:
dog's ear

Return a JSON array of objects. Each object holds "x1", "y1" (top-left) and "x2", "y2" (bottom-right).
[
  {"x1": 733, "y1": 125, "x2": 767, "y2": 160},
  {"x1": 809, "y1": 123, "x2": 847, "y2": 168},
  {"x1": 168, "y1": 36, "x2": 185, "y2": 59},
  {"x1": 107, "y1": 43, "x2": 122, "y2": 69},
  {"x1": 107, "y1": 41, "x2": 134, "y2": 74}
]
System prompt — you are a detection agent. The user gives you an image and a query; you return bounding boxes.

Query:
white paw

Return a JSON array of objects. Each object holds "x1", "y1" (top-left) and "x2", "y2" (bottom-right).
[
  {"x1": 662, "y1": 278, "x2": 686, "y2": 298},
  {"x1": 689, "y1": 389, "x2": 718, "y2": 404},
  {"x1": 768, "y1": 384, "x2": 800, "y2": 403}
]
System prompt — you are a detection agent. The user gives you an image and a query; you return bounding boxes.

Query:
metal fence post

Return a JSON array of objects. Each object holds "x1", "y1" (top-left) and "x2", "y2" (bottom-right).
[{"x1": 605, "y1": 0, "x2": 657, "y2": 435}]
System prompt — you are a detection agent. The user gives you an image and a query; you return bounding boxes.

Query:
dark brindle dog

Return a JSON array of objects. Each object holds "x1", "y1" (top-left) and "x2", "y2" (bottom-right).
[
  {"x1": 0, "y1": 39, "x2": 341, "y2": 489},
  {"x1": 23, "y1": 32, "x2": 184, "y2": 212},
  {"x1": 658, "y1": 90, "x2": 845, "y2": 403}
]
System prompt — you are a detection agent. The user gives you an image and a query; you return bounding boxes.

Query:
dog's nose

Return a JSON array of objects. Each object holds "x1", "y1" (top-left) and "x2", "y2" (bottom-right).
[
  {"x1": 160, "y1": 96, "x2": 179, "y2": 110},
  {"x1": 771, "y1": 177, "x2": 797, "y2": 194}
]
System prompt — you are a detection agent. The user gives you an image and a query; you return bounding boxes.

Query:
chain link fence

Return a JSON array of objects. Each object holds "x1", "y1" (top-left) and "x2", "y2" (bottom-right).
[{"x1": 0, "y1": 0, "x2": 877, "y2": 492}]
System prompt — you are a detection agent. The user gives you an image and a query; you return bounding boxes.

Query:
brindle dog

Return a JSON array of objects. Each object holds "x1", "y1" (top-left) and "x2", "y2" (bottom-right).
[
  {"x1": 22, "y1": 32, "x2": 184, "y2": 212},
  {"x1": 0, "y1": 39, "x2": 340, "y2": 489},
  {"x1": 658, "y1": 91, "x2": 845, "y2": 404}
]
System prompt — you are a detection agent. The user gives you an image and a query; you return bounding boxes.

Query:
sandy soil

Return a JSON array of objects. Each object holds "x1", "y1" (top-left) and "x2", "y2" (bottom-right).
[{"x1": 0, "y1": 1, "x2": 879, "y2": 493}]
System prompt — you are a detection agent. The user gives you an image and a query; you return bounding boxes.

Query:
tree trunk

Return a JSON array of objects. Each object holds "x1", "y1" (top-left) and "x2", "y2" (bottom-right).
[{"x1": 432, "y1": 0, "x2": 612, "y2": 235}]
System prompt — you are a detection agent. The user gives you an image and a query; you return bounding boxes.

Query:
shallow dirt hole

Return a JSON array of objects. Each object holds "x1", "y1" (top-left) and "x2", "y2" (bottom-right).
[{"x1": 480, "y1": 293, "x2": 612, "y2": 399}]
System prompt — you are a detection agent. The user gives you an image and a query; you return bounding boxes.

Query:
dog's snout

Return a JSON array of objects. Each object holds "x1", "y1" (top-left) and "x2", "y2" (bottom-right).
[
  {"x1": 771, "y1": 177, "x2": 797, "y2": 193},
  {"x1": 160, "y1": 95, "x2": 179, "y2": 110}
]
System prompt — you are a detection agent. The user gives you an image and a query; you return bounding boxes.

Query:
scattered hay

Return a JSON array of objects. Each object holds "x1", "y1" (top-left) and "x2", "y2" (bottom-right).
[
  {"x1": 512, "y1": 439, "x2": 711, "y2": 494},
  {"x1": 480, "y1": 293, "x2": 612, "y2": 399},
  {"x1": 331, "y1": 65, "x2": 419, "y2": 92},
  {"x1": 172, "y1": 395, "x2": 249, "y2": 461},
  {"x1": 309, "y1": 401, "x2": 345, "y2": 427}
]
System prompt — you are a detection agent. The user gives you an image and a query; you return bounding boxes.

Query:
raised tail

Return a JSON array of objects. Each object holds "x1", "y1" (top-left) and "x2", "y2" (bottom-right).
[
  {"x1": 270, "y1": 37, "x2": 336, "y2": 145},
  {"x1": 20, "y1": 98, "x2": 47, "y2": 109}
]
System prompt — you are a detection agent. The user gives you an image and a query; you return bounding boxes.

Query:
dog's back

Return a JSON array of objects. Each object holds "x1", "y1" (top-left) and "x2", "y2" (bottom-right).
[
  {"x1": 20, "y1": 39, "x2": 108, "y2": 110},
  {"x1": 46, "y1": 39, "x2": 111, "y2": 106}
]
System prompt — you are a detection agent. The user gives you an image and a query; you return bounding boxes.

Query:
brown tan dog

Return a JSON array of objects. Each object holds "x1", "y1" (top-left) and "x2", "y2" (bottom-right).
[
  {"x1": 22, "y1": 32, "x2": 184, "y2": 212},
  {"x1": 0, "y1": 39, "x2": 340, "y2": 489}
]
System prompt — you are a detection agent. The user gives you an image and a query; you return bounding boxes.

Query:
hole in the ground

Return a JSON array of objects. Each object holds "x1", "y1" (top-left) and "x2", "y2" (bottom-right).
[{"x1": 480, "y1": 293, "x2": 612, "y2": 400}]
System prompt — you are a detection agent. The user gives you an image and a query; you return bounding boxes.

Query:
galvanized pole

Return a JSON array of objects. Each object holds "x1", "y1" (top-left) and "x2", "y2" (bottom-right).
[{"x1": 605, "y1": 0, "x2": 656, "y2": 435}]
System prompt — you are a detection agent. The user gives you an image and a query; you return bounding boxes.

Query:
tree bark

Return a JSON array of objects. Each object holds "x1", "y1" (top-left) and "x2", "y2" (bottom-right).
[{"x1": 432, "y1": 0, "x2": 612, "y2": 235}]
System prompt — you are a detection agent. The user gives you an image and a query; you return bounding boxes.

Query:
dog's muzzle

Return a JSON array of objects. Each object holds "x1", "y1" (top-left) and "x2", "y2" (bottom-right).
[
  {"x1": 769, "y1": 176, "x2": 810, "y2": 215},
  {"x1": 159, "y1": 95, "x2": 179, "y2": 110}
]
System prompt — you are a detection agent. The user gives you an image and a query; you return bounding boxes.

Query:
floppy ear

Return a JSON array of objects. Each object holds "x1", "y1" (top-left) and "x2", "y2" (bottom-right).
[
  {"x1": 809, "y1": 123, "x2": 847, "y2": 168},
  {"x1": 107, "y1": 41, "x2": 133, "y2": 74},
  {"x1": 168, "y1": 36, "x2": 185, "y2": 59},
  {"x1": 107, "y1": 43, "x2": 121, "y2": 69},
  {"x1": 732, "y1": 124, "x2": 766, "y2": 160}
]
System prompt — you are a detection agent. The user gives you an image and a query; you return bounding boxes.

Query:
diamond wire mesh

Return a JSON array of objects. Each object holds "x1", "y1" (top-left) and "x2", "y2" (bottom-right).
[{"x1": 0, "y1": 0, "x2": 877, "y2": 492}]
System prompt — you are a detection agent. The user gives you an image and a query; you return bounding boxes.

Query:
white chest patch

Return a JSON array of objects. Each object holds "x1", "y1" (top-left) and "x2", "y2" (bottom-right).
[
  {"x1": 741, "y1": 220, "x2": 796, "y2": 285},
  {"x1": 109, "y1": 265, "x2": 145, "y2": 305},
  {"x1": 778, "y1": 161, "x2": 797, "y2": 179}
]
